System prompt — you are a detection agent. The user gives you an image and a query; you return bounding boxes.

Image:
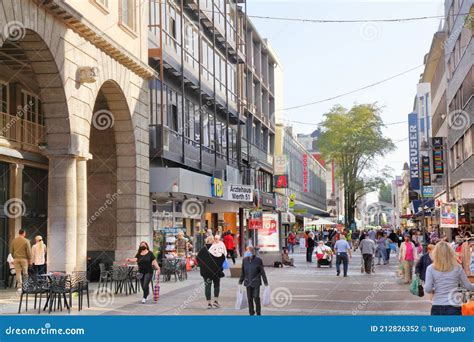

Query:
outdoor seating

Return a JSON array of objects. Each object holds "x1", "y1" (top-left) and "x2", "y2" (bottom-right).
[
  {"x1": 98, "y1": 263, "x2": 112, "y2": 292},
  {"x1": 69, "y1": 271, "x2": 90, "y2": 311},
  {"x1": 17, "y1": 274, "x2": 49, "y2": 314},
  {"x1": 46, "y1": 273, "x2": 71, "y2": 314},
  {"x1": 112, "y1": 266, "x2": 134, "y2": 295}
]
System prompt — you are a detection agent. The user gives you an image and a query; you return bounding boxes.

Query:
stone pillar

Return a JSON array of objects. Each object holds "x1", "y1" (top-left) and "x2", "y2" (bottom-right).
[
  {"x1": 8, "y1": 163, "x2": 24, "y2": 240},
  {"x1": 47, "y1": 155, "x2": 77, "y2": 273},
  {"x1": 76, "y1": 158, "x2": 87, "y2": 272}
]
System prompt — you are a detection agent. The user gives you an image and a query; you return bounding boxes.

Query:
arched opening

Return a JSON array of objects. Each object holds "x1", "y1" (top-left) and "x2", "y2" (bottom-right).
[
  {"x1": 0, "y1": 28, "x2": 70, "y2": 281},
  {"x1": 87, "y1": 80, "x2": 137, "y2": 273}
]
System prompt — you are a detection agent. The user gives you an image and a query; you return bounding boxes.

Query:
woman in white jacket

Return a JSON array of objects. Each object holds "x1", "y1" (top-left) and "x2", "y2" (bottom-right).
[
  {"x1": 398, "y1": 234, "x2": 418, "y2": 284},
  {"x1": 31, "y1": 235, "x2": 47, "y2": 274}
]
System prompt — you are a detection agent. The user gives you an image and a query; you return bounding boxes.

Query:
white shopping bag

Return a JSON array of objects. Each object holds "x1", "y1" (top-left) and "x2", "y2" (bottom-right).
[
  {"x1": 262, "y1": 286, "x2": 271, "y2": 306},
  {"x1": 235, "y1": 286, "x2": 248, "y2": 310}
]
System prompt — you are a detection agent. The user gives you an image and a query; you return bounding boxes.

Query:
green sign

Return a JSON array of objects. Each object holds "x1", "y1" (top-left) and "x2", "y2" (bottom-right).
[{"x1": 292, "y1": 209, "x2": 307, "y2": 214}]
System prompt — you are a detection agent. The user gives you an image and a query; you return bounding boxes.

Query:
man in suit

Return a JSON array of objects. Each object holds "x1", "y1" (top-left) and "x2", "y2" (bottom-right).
[{"x1": 238, "y1": 246, "x2": 268, "y2": 316}]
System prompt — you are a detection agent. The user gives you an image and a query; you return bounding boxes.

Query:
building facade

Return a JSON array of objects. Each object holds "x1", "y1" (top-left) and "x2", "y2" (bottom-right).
[
  {"x1": 0, "y1": 0, "x2": 154, "y2": 284},
  {"x1": 147, "y1": 0, "x2": 280, "y2": 256},
  {"x1": 275, "y1": 124, "x2": 327, "y2": 234}
]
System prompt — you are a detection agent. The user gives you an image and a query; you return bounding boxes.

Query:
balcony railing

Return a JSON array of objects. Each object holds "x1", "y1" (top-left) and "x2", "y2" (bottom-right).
[{"x1": 0, "y1": 111, "x2": 45, "y2": 148}]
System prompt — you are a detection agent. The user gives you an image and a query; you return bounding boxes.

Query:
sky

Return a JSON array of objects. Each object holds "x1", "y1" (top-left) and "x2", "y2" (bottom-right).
[{"x1": 248, "y1": 0, "x2": 445, "y2": 182}]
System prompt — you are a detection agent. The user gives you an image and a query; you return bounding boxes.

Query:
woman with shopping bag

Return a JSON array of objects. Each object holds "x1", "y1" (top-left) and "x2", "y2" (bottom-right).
[
  {"x1": 238, "y1": 246, "x2": 269, "y2": 316},
  {"x1": 197, "y1": 235, "x2": 226, "y2": 309}
]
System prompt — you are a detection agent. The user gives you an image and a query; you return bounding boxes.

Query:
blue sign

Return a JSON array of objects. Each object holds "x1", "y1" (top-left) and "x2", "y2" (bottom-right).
[
  {"x1": 422, "y1": 186, "x2": 434, "y2": 198},
  {"x1": 408, "y1": 112, "x2": 420, "y2": 191}
]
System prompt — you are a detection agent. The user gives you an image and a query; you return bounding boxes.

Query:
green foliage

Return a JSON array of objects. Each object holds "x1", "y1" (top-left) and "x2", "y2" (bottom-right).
[
  {"x1": 379, "y1": 182, "x2": 393, "y2": 203},
  {"x1": 317, "y1": 103, "x2": 395, "y2": 224}
]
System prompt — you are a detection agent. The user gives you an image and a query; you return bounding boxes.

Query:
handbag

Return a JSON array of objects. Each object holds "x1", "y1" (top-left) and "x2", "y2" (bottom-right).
[
  {"x1": 235, "y1": 286, "x2": 248, "y2": 310},
  {"x1": 223, "y1": 259, "x2": 229, "y2": 270},
  {"x1": 262, "y1": 286, "x2": 271, "y2": 306},
  {"x1": 153, "y1": 277, "x2": 160, "y2": 302}
]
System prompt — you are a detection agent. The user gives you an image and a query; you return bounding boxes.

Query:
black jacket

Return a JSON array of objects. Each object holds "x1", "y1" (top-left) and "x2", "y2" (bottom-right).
[
  {"x1": 307, "y1": 237, "x2": 315, "y2": 248},
  {"x1": 197, "y1": 245, "x2": 225, "y2": 280},
  {"x1": 239, "y1": 256, "x2": 268, "y2": 287},
  {"x1": 415, "y1": 253, "x2": 432, "y2": 282}
]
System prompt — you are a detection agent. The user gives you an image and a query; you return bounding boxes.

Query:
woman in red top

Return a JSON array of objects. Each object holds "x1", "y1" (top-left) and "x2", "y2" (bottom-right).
[{"x1": 223, "y1": 230, "x2": 236, "y2": 264}]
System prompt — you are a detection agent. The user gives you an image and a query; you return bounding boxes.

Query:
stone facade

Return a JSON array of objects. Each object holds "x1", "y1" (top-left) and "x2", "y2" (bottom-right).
[{"x1": 0, "y1": 0, "x2": 154, "y2": 273}]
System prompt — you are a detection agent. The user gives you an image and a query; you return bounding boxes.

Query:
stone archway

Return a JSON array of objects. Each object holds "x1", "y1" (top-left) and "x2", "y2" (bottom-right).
[{"x1": 87, "y1": 80, "x2": 141, "y2": 266}]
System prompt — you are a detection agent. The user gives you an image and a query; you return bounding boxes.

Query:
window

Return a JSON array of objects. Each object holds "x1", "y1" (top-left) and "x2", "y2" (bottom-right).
[
  {"x1": 120, "y1": 0, "x2": 136, "y2": 31},
  {"x1": 21, "y1": 91, "x2": 43, "y2": 125},
  {"x1": 0, "y1": 82, "x2": 8, "y2": 113}
]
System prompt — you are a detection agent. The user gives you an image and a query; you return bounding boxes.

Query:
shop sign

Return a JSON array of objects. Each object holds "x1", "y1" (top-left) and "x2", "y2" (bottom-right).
[
  {"x1": 274, "y1": 155, "x2": 288, "y2": 175},
  {"x1": 289, "y1": 193, "x2": 296, "y2": 208},
  {"x1": 211, "y1": 177, "x2": 224, "y2": 198},
  {"x1": 249, "y1": 210, "x2": 263, "y2": 229},
  {"x1": 432, "y1": 137, "x2": 444, "y2": 174},
  {"x1": 157, "y1": 227, "x2": 181, "y2": 234},
  {"x1": 226, "y1": 184, "x2": 253, "y2": 202},
  {"x1": 303, "y1": 154, "x2": 309, "y2": 192},
  {"x1": 274, "y1": 175, "x2": 289, "y2": 189},
  {"x1": 422, "y1": 186, "x2": 434, "y2": 198},
  {"x1": 408, "y1": 112, "x2": 420, "y2": 191},
  {"x1": 440, "y1": 202, "x2": 458, "y2": 228},
  {"x1": 422, "y1": 156, "x2": 431, "y2": 186},
  {"x1": 261, "y1": 192, "x2": 275, "y2": 208},
  {"x1": 275, "y1": 193, "x2": 288, "y2": 212},
  {"x1": 292, "y1": 209, "x2": 308, "y2": 214},
  {"x1": 257, "y1": 213, "x2": 280, "y2": 252}
]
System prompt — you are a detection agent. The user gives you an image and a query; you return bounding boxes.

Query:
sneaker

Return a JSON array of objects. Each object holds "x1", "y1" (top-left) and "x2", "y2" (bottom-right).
[
  {"x1": 141, "y1": 298, "x2": 146, "y2": 304},
  {"x1": 336, "y1": 271, "x2": 340, "y2": 276},
  {"x1": 207, "y1": 303, "x2": 213, "y2": 309},
  {"x1": 213, "y1": 301, "x2": 220, "y2": 308}
]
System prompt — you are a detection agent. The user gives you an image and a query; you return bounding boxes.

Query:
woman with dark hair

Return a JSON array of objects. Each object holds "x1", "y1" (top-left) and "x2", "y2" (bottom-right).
[{"x1": 126, "y1": 241, "x2": 160, "y2": 304}]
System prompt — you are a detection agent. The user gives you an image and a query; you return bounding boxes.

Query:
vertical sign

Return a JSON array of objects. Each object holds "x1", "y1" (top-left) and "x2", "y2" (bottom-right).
[
  {"x1": 432, "y1": 137, "x2": 444, "y2": 174},
  {"x1": 274, "y1": 155, "x2": 288, "y2": 175},
  {"x1": 408, "y1": 112, "x2": 420, "y2": 191},
  {"x1": 422, "y1": 156, "x2": 431, "y2": 186},
  {"x1": 249, "y1": 210, "x2": 263, "y2": 229},
  {"x1": 303, "y1": 154, "x2": 308, "y2": 192},
  {"x1": 440, "y1": 202, "x2": 458, "y2": 228}
]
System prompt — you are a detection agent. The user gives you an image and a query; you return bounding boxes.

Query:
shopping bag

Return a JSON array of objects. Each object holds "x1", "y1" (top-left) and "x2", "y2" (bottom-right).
[
  {"x1": 262, "y1": 286, "x2": 271, "y2": 306},
  {"x1": 409, "y1": 275, "x2": 423, "y2": 297},
  {"x1": 186, "y1": 257, "x2": 192, "y2": 271},
  {"x1": 389, "y1": 243, "x2": 397, "y2": 252},
  {"x1": 235, "y1": 286, "x2": 248, "y2": 310},
  {"x1": 396, "y1": 263, "x2": 404, "y2": 279},
  {"x1": 223, "y1": 259, "x2": 229, "y2": 270},
  {"x1": 153, "y1": 278, "x2": 160, "y2": 302},
  {"x1": 462, "y1": 301, "x2": 474, "y2": 316}
]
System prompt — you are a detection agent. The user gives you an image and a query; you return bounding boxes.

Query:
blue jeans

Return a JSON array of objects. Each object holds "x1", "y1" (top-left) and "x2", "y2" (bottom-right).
[
  {"x1": 288, "y1": 243, "x2": 294, "y2": 253},
  {"x1": 336, "y1": 252, "x2": 349, "y2": 276},
  {"x1": 431, "y1": 305, "x2": 461, "y2": 315},
  {"x1": 377, "y1": 248, "x2": 387, "y2": 263}
]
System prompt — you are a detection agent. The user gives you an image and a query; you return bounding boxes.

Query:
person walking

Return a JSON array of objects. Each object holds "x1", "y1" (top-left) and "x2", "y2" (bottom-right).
[
  {"x1": 287, "y1": 232, "x2": 296, "y2": 254},
  {"x1": 126, "y1": 241, "x2": 160, "y2": 304},
  {"x1": 306, "y1": 232, "x2": 315, "y2": 263},
  {"x1": 359, "y1": 235, "x2": 376, "y2": 274},
  {"x1": 10, "y1": 229, "x2": 32, "y2": 292},
  {"x1": 415, "y1": 244, "x2": 434, "y2": 282},
  {"x1": 375, "y1": 232, "x2": 388, "y2": 265},
  {"x1": 31, "y1": 235, "x2": 47, "y2": 275},
  {"x1": 223, "y1": 231, "x2": 236, "y2": 265},
  {"x1": 239, "y1": 246, "x2": 268, "y2": 316},
  {"x1": 197, "y1": 236, "x2": 226, "y2": 309},
  {"x1": 334, "y1": 235, "x2": 352, "y2": 277},
  {"x1": 399, "y1": 234, "x2": 418, "y2": 284},
  {"x1": 176, "y1": 231, "x2": 188, "y2": 258},
  {"x1": 384, "y1": 232, "x2": 392, "y2": 264},
  {"x1": 424, "y1": 241, "x2": 474, "y2": 315}
]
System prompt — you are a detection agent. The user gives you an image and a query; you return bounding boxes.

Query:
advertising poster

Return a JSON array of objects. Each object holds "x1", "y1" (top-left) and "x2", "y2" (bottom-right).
[
  {"x1": 440, "y1": 202, "x2": 458, "y2": 228},
  {"x1": 257, "y1": 212, "x2": 280, "y2": 252},
  {"x1": 249, "y1": 209, "x2": 263, "y2": 229}
]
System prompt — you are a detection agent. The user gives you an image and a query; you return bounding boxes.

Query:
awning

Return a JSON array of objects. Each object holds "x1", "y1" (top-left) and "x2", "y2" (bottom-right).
[
  {"x1": 410, "y1": 199, "x2": 435, "y2": 214},
  {"x1": 305, "y1": 218, "x2": 336, "y2": 226},
  {"x1": 291, "y1": 200, "x2": 330, "y2": 218}
]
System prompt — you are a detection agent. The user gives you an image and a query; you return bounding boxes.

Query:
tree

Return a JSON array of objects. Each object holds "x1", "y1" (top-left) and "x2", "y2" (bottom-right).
[
  {"x1": 379, "y1": 182, "x2": 393, "y2": 203},
  {"x1": 317, "y1": 104, "x2": 395, "y2": 227}
]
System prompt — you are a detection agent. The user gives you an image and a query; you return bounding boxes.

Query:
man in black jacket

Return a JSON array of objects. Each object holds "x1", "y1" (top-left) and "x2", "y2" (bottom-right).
[{"x1": 239, "y1": 246, "x2": 269, "y2": 316}]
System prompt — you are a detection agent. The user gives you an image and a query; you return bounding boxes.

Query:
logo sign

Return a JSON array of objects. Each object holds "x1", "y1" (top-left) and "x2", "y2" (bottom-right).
[
  {"x1": 408, "y1": 112, "x2": 420, "y2": 191},
  {"x1": 249, "y1": 210, "x2": 263, "y2": 230},
  {"x1": 274, "y1": 155, "x2": 288, "y2": 175},
  {"x1": 395, "y1": 179, "x2": 404, "y2": 187},
  {"x1": 289, "y1": 193, "x2": 296, "y2": 208},
  {"x1": 440, "y1": 202, "x2": 458, "y2": 228},
  {"x1": 422, "y1": 186, "x2": 434, "y2": 198},
  {"x1": 211, "y1": 177, "x2": 224, "y2": 198},
  {"x1": 274, "y1": 175, "x2": 288, "y2": 189},
  {"x1": 432, "y1": 137, "x2": 444, "y2": 174},
  {"x1": 422, "y1": 156, "x2": 431, "y2": 186},
  {"x1": 226, "y1": 185, "x2": 253, "y2": 202},
  {"x1": 303, "y1": 154, "x2": 309, "y2": 192}
]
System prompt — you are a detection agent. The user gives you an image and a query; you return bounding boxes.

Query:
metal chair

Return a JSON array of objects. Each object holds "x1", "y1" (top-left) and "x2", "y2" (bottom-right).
[
  {"x1": 98, "y1": 263, "x2": 112, "y2": 292},
  {"x1": 17, "y1": 274, "x2": 49, "y2": 314},
  {"x1": 69, "y1": 271, "x2": 90, "y2": 311},
  {"x1": 47, "y1": 273, "x2": 70, "y2": 314}
]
